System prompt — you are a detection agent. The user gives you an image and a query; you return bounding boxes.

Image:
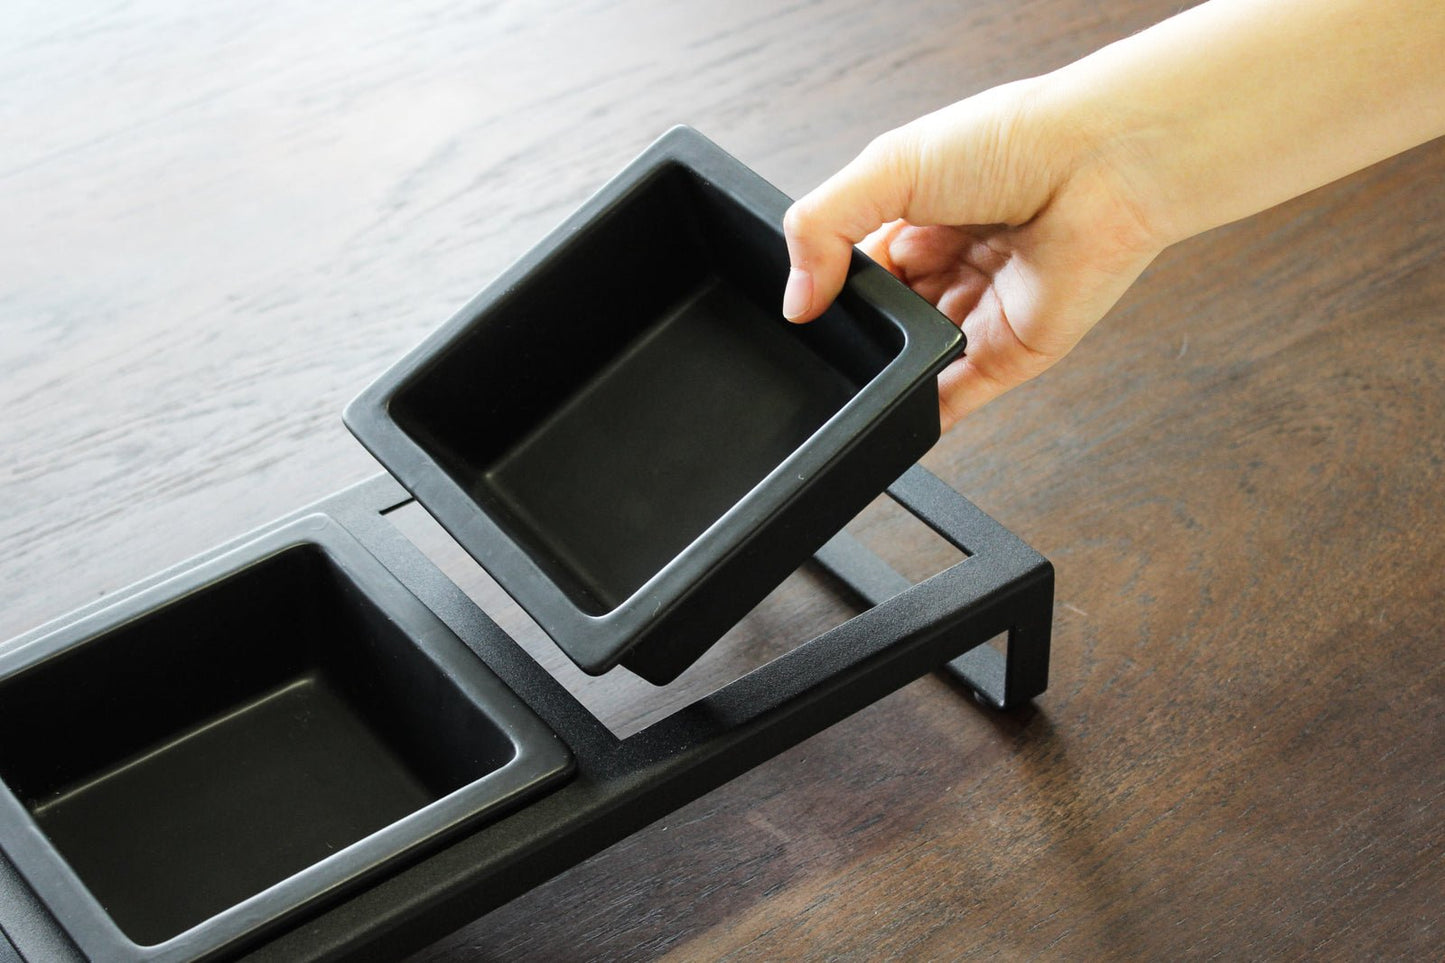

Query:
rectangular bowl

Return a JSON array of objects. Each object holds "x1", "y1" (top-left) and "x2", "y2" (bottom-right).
[
  {"x1": 0, "y1": 514, "x2": 571, "y2": 962},
  {"x1": 344, "y1": 125, "x2": 963, "y2": 684}
]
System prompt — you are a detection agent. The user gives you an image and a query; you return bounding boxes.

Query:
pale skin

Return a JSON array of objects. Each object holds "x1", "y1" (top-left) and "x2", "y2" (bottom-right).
[{"x1": 781, "y1": 0, "x2": 1445, "y2": 430}]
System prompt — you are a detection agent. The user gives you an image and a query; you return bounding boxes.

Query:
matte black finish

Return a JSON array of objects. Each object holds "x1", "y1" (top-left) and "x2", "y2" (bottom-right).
[
  {"x1": 0, "y1": 467, "x2": 1051, "y2": 963},
  {"x1": 344, "y1": 126, "x2": 964, "y2": 684},
  {"x1": 0, "y1": 129, "x2": 1047, "y2": 963},
  {"x1": 0, "y1": 515, "x2": 571, "y2": 963}
]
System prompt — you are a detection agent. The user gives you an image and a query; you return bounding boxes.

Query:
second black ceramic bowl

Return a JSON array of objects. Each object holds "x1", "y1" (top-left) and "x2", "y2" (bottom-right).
[
  {"x1": 345, "y1": 126, "x2": 963, "y2": 684},
  {"x1": 0, "y1": 515, "x2": 571, "y2": 962}
]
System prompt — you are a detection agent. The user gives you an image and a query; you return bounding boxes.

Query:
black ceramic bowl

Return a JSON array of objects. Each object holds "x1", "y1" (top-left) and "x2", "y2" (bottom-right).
[
  {"x1": 345, "y1": 126, "x2": 963, "y2": 684},
  {"x1": 0, "y1": 515, "x2": 571, "y2": 962}
]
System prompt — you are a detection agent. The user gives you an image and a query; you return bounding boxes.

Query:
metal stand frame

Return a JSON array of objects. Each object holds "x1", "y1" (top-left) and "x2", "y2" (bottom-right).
[{"x1": 0, "y1": 465, "x2": 1051, "y2": 962}]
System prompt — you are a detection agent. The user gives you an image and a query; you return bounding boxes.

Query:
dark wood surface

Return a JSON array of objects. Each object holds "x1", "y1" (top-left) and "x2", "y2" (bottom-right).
[{"x1": 2, "y1": 1, "x2": 1440, "y2": 959}]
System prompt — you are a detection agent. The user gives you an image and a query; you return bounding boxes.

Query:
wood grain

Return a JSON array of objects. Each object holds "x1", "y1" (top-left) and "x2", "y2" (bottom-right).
[{"x1": 1, "y1": 0, "x2": 1440, "y2": 960}]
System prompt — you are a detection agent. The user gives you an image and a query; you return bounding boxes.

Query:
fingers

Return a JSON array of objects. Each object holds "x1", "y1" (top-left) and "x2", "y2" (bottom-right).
[
  {"x1": 937, "y1": 346, "x2": 1047, "y2": 431},
  {"x1": 856, "y1": 220, "x2": 908, "y2": 276},
  {"x1": 781, "y1": 131, "x2": 917, "y2": 322},
  {"x1": 935, "y1": 287, "x2": 1060, "y2": 430},
  {"x1": 937, "y1": 357, "x2": 1009, "y2": 432}
]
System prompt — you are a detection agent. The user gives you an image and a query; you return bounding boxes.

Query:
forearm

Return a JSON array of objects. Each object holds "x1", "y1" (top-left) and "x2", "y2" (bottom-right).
[{"x1": 1043, "y1": 0, "x2": 1445, "y2": 247}]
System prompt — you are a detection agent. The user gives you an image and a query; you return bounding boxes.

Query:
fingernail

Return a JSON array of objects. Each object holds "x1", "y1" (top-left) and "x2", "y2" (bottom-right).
[{"x1": 782, "y1": 267, "x2": 812, "y2": 322}]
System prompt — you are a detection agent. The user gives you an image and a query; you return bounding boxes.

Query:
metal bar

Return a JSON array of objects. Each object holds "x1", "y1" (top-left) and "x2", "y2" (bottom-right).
[
  {"x1": 0, "y1": 470, "x2": 1052, "y2": 962},
  {"x1": 812, "y1": 467, "x2": 1054, "y2": 709}
]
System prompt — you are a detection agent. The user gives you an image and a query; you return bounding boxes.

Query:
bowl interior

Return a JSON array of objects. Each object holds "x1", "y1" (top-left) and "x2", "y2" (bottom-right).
[
  {"x1": 0, "y1": 543, "x2": 516, "y2": 947},
  {"x1": 391, "y1": 162, "x2": 905, "y2": 614}
]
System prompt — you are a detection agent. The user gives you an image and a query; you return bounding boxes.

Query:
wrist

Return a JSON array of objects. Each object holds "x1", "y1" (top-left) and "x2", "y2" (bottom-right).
[{"x1": 1028, "y1": 64, "x2": 1179, "y2": 256}]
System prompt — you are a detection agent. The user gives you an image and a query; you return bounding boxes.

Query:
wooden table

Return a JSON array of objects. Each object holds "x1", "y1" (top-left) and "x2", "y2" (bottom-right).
[{"x1": 2, "y1": 0, "x2": 1440, "y2": 959}]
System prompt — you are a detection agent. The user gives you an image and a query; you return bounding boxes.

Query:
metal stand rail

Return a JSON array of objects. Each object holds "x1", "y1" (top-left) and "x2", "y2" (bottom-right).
[{"x1": 0, "y1": 465, "x2": 1051, "y2": 962}]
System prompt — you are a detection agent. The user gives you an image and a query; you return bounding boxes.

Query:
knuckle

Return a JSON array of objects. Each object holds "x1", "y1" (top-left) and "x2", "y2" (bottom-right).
[
  {"x1": 858, "y1": 127, "x2": 917, "y2": 220},
  {"x1": 782, "y1": 202, "x2": 812, "y2": 238},
  {"x1": 862, "y1": 127, "x2": 903, "y2": 161}
]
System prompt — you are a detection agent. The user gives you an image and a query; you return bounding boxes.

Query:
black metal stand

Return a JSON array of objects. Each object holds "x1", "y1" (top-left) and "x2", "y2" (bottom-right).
[{"x1": 0, "y1": 465, "x2": 1051, "y2": 962}]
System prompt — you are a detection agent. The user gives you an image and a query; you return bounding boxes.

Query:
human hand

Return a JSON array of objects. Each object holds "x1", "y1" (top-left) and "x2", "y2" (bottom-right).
[
  {"x1": 783, "y1": 0, "x2": 1445, "y2": 432},
  {"x1": 781, "y1": 78, "x2": 1164, "y2": 430}
]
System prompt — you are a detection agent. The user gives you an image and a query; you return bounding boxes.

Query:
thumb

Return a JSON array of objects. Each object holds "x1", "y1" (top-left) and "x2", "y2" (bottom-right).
[{"x1": 781, "y1": 130, "x2": 917, "y2": 323}]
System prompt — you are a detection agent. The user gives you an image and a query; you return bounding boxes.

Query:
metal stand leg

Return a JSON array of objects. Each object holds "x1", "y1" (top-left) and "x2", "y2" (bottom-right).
[
  {"x1": 939, "y1": 576, "x2": 1052, "y2": 709},
  {"x1": 814, "y1": 465, "x2": 1054, "y2": 710}
]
